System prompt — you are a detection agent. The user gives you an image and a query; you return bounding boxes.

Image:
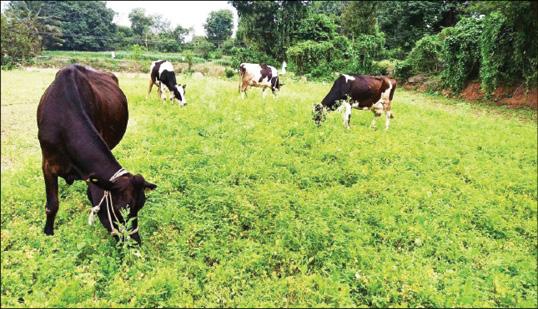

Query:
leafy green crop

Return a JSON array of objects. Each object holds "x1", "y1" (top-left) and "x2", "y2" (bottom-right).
[{"x1": 1, "y1": 69, "x2": 536, "y2": 307}]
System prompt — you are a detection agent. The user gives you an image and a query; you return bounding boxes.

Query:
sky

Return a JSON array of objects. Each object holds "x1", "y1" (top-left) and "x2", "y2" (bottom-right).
[{"x1": 1, "y1": 1, "x2": 238, "y2": 40}]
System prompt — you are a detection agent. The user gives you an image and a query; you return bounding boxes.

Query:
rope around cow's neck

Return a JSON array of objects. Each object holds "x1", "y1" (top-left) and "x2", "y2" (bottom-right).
[{"x1": 87, "y1": 168, "x2": 138, "y2": 236}]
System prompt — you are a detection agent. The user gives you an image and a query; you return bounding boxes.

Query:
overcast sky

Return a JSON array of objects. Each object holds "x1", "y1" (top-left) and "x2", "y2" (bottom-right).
[{"x1": 1, "y1": 1, "x2": 238, "y2": 39}]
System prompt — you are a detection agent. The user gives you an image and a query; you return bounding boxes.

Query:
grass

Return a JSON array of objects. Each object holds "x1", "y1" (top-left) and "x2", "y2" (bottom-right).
[{"x1": 1, "y1": 68, "x2": 537, "y2": 307}]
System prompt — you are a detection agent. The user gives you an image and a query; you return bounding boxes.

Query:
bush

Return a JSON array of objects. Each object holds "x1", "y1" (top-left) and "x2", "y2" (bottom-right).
[
  {"x1": 440, "y1": 17, "x2": 484, "y2": 92},
  {"x1": 225, "y1": 67, "x2": 235, "y2": 78},
  {"x1": 394, "y1": 60, "x2": 413, "y2": 80},
  {"x1": 230, "y1": 47, "x2": 275, "y2": 69},
  {"x1": 130, "y1": 44, "x2": 144, "y2": 61},
  {"x1": 346, "y1": 32, "x2": 386, "y2": 74},
  {"x1": 1, "y1": 12, "x2": 42, "y2": 67},
  {"x1": 372, "y1": 59, "x2": 396, "y2": 76},
  {"x1": 405, "y1": 34, "x2": 443, "y2": 75},
  {"x1": 480, "y1": 10, "x2": 538, "y2": 96}
]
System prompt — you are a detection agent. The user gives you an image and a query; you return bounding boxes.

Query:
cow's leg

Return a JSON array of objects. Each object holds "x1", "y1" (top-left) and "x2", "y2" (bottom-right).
[
  {"x1": 240, "y1": 81, "x2": 248, "y2": 99},
  {"x1": 343, "y1": 102, "x2": 352, "y2": 129},
  {"x1": 43, "y1": 166, "x2": 59, "y2": 235},
  {"x1": 370, "y1": 114, "x2": 378, "y2": 129},
  {"x1": 146, "y1": 79, "x2": 154, "y2": 99},
  {"x1": 157, "y1": 82, "x2": 162, "y2": 100},
  {"x1": 384, "y1": 100, "x2": 393, "y2": 130},
  {"x1": 160, "y1": 84, "x2": 168, "y2": 102}
]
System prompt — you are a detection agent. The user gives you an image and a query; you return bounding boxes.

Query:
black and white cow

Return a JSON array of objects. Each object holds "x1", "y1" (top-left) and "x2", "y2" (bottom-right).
[
  {"x1": 313, "y1": 74, "x2": 397, "y2": 130},
  {"x1": 239, "y1": 63, "x2": 283, "y2": 98},
  {"x1": 147, "y1": 60, "x2": 187, "y2": 106}
]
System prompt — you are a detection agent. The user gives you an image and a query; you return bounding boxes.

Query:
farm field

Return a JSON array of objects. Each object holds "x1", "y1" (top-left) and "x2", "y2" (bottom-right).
[{"x1": 1, "y1": 68, "x2": 537, "y2": 307}]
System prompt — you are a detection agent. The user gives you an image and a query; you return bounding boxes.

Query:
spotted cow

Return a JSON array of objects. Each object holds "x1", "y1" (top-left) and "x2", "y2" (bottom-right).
[
  {"x1": 147, "y1": 60, "x2": 187, "y2": 106},
  {"x1": 239, "y1": 63, "x2": 283, "y2": 98},
  {"x1": 313, "y1": 74, "x2": 397, "y2": 129}
]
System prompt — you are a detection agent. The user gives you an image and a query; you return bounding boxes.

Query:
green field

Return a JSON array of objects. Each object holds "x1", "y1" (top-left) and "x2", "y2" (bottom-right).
[{"x1": 1, "y1": 68, "x2": 537, "y2": 307}]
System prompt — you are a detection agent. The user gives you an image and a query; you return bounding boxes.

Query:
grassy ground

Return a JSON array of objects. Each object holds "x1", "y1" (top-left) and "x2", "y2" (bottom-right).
[{"x1": 1, "y1": 68, "x2": 537, "y2": 307}]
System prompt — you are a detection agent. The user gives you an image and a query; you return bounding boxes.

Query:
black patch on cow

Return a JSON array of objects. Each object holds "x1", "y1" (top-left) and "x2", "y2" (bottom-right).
[
  {"x1": 150, "y1": 60, "x2": 167, "y2": 83},
  {"x1": 259, "y1": 63, "x2": 272, "y2": 83},
  {"x1": 320, "y1": 75, "x2": 392, "y2": 110}
]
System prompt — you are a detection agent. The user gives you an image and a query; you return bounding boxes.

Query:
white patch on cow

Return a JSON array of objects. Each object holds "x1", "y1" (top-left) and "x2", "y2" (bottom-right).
[
  {"x1": 343, "y1": 74, "x2": 355, "y2": 83},
  {"x1": 351, "y1": 102, "x2": 360, "y2": 108},
  {"x1": 175, "y1": 85, "x2": 186, "y2": 106},
  {"x1": 160, "y1": 83, "x2": 168, "y2": 101},
  {"x1": 343, "y1": 102, "x2": 352, "y2": 128},
  {"x1": 159, "y1": 61, "x2": 174, "y2": 76},
  {"x1": 385, "y1": 111, "x2": 392, "y2": 130}
]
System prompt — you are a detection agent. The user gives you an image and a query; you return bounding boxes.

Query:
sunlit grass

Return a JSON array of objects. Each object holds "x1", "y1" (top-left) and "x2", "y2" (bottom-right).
[{"x1": 1, "y1": 68, "x2": 536, "y2": 307}]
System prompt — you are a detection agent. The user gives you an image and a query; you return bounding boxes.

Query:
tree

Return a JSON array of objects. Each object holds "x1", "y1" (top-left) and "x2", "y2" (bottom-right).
[
  {"x1": 129, "y1": 8, "x2": 154, "y2": 49},
  {"x1": 231, "y1": 1, "x2": 310, "y2": 61},
  {"x1": 377, "y1": 1, "x2": 467, "y2": 51},
  {"x1": 7, "y1": 1, "x2": 116, "y2": 51},
  {"x1": 296, "y1": 13, "x2": 337, "y2": 42},
  {"x1": 5, "y1": 1, "x2": 63, "y2": 49},
  {"x1": 1, "y1": 11, "x2": 42, "y2": 66},
  {"x1": 341, "y1": 1, "x2": 378, "y2": 39},
  {"x1": 204, "y1": 9, "x2": 233, "y2": 47}
]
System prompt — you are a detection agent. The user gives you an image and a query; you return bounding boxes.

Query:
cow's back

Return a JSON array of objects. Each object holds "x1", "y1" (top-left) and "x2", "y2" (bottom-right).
[{"x1": 37, "y1": 65, "x2": 128, "y2": 150}]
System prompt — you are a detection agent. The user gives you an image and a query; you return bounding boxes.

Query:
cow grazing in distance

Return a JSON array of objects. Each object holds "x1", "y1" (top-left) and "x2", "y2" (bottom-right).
[
  {"x1": 239, "y1": 63, "x2": 283, "y2": 99},
  {"x1": 37, "y1": 64, "x2": 157, "y2": 244},
  {"x1": 312, "y1": 74, "x2": 397, "y2": 130},
  {"x1": 147, "y1": 60, "x2": 187, "y2": 106}
]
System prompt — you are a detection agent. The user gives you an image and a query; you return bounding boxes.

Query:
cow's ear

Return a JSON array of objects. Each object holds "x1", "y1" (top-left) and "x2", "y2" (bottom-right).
[
  {"x1": 131, "y1": 174, "x2": 157, "y2": 192},
  {"x1": 144, "y1": 180, "x2": 157, "y2": 191}
]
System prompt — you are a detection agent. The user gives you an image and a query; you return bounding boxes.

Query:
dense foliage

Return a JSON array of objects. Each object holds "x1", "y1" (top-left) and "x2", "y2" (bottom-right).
[{"x1": 0, "y1": 12, "x2": 42, "y2": 67}]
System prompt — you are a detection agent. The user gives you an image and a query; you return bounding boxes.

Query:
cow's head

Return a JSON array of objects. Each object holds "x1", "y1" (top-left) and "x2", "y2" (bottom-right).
[
  {"x1": 312, "y1": 103, "x2": 327, "y2": 126},
  {"x1": 88, "y1": 173, "x2": 157, "y2": 244},
  {"x1": 272, "y1": 77, "x2": 283, "y2": 94},
  {"x1": 173, "y1": 84, "x2": 187, "y2": 106}
]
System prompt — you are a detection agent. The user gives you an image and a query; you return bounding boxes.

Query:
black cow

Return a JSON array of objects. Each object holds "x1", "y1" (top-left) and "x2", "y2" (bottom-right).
[
  {"x1": 313, "y1": 74, "x2": 397, "y2": 129},
  {"x1": 147, "y1": 60, "x2": 187, "y2": 106},
  {"x1": 37, "y1": 64, "x2": 156, "y2": 244}
]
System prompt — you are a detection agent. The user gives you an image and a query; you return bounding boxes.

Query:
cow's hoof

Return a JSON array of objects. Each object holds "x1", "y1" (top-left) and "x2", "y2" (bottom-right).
[{"x1": 44, "y1": 226, "x2": 54, "y2": 236}]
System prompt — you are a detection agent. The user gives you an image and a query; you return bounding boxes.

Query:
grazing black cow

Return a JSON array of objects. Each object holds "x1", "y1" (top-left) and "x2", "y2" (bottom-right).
[
  {"x1": 239, "y1": 63, "x2": 283, "y2": 98},
  {"x1": 312, "y1": 74, "x2": 397, "y2": 129},
  {"x1": 147, "y1": 60, "x2": 187, "y2": 106},
  {"x1": 37, "y1": 64, "x2": 157, "y2": 244}
]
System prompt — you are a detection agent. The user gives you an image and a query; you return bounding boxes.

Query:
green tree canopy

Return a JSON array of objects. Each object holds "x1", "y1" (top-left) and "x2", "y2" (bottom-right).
[
  {"x1": 231, "y1": 0, "x2": 310, "y2": 62},
  {"x1": 7, "y1": 1, "x2": 116, "y2": 51},
  {"x1": 204, "y1": 9, "x2": 234, "y2": 47}
]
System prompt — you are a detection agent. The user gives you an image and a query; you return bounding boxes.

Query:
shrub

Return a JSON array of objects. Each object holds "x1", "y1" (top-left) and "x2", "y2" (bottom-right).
[
  {"x1": 130, "y1": 44, "x2": 143, "y2": 61},
  {"x1": 440, "y1": 17, "x2": 484, "y2": 92},
  {"x1": 394, "y1": 60, "x2": 413, "y2": 80},
  {"x1": 230, "y1": 47, "x2": 275, "y2": 69},
  {"x1": 406, "y1": 34, "x2": 443, "y2": 75},
  {"x1": 225, "y1": 67, "x2": 235, "y2": 78},
  {"x1": 346, "y1": 32, "x2": 386, "y2": 74},
  {"x1": 480, "y1": 10, "x2": 538, "y2": 96}
]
